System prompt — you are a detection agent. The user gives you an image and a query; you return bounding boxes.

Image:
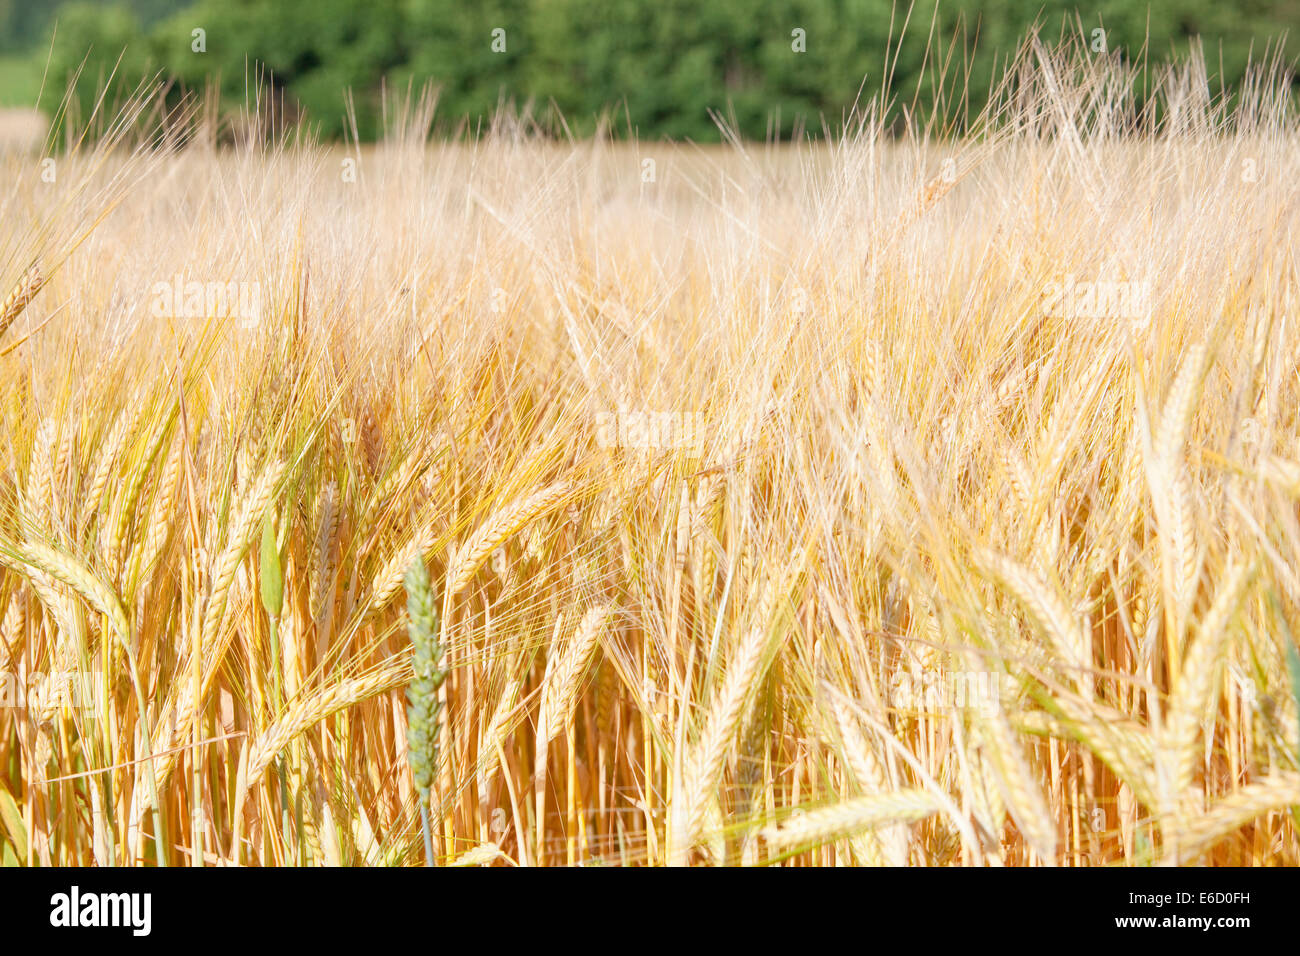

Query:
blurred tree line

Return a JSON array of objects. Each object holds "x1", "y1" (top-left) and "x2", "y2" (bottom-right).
[{"x1": 7, "y1": 0, "x2": 1299, "y2": 140}]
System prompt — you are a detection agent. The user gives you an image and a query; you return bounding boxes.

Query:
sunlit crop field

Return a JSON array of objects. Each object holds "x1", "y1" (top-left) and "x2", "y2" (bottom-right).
[{"x1": 2, "y1": 39, "x2": 1299, "y2": 866}]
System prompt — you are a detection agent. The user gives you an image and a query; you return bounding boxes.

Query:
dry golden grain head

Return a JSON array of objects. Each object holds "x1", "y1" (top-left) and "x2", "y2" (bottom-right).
[
  {"x1": 760, "y1": 789, "x2": 942, "y2": 855},
  {"x1": 0, "y1": 264, "x2": 43, "y2": 341},
  {"x1": 448, "y1": 481, "x2": 573, "y2": 598},
  {"x1": 537, "y1": 603, "x2": 611, "y2": 752}
]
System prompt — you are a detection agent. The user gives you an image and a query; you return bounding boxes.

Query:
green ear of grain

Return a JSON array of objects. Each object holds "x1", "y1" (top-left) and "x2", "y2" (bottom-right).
[
  {"x1": 0, "y1": 785, "x2": 27, "y2": 861},
  {"x1": 404, "y1": 558, "x2": 443, "y2": 799},
  {"x1": 259, "y1": 517, "x2": 283, "y2": 620},
  {"x1": 1286, "y1": 641, "x2": 1300, "y2": 768},
  {"x1": 403, "y1": 557, "x2": 445, "y2": 865}
]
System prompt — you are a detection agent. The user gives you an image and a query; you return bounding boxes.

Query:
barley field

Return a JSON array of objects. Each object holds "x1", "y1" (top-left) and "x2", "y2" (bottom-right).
[{"x1": 2, "y1": 38, "x2": 1299, "y2": 867}]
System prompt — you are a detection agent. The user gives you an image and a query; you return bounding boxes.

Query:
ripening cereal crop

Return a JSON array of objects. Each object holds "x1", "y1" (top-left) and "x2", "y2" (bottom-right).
[{"x1": 1, "y1": 32, "x2": 1299, "y2": 868}]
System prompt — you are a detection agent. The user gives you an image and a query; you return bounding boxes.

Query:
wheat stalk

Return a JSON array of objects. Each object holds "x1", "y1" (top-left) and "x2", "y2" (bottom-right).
[
  {"x1": 1163, "y1": 560, "x2": 1256, "y2": 802},
  {"x1": 1159, "y1": 773, "x2": 1300, "y2": 864},
  {"x1": 448, "y1": 481, "x2": 573, "y2": 598},
  {"x1": 536, "y1": 604, "x2": 611, "y2": 757},
  {"x1": 245, "y1": 661, "x2": 410, "y2": 792},
  {"x1": 671, "y1": 550, "x2": 805, "y2": 864},
  {"x1": 0, "y1": 265, "x2": 43, "y2": 342},
  {"x1": 759, "y1": 789, "x2": 942, "y2": 855}
]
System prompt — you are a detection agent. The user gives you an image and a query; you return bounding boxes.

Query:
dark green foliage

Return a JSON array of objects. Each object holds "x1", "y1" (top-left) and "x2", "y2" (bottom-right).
[
  {"x1": 18, "y1": 0, "x2": 1300, "y2": 141},
  {"x1": 395, "y1": 0, "x2": 528, "y2": 133}
]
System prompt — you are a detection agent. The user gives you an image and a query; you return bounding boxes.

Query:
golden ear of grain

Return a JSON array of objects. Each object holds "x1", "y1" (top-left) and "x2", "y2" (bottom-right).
[
  {"x1": 198, "y1": 459, "x2": 287, "y2": 658},
  {"x1": 531, "y1": 602, "x2": 611, "y2": 863},
  {"x1": 280, "y1": 554, "x2": 304, "y2": 700},
  {"x1": 1162, "y1": 560, "x2": 1256, "y2": 801},
  {"x1": 448, "y1": 481, "x2": 573, "y2": 598},
  {"x1": 140, "y1": 458, "x2": 287, "y2": 809},
  {"x1": 309, "y1": 479, "x2": 340, "y2": 627},
  {"x1": 978, "y1": 550, "x2": 1087, "y2": 680},
  {"x1": 536, "y1": 604, "x2": 611, "y2": 757},
  {"x1": 979, "y1": 706, "x2": 1059, "y2": 863},
  {"x1": 1149, "y1": 457, "x2": 1200, "y2": 638},
  {"x1": 759, "y1": 789, "x2": 942, "y2": 855},
  {"x1": 245, "y1": 660, "x2": 410, "y2": 792},
  {"x1": 1155, "y1": 342, "x2": 1211, "y2": 468},
  {"x1": 131, "y1": 439, "x2": 184, "y2": 599},
  {"x1": 829, "y1": 694, "x2": 911, "y2": 866},
  {"x1": 1049, "y1": 694, "x2": 1157, "y2": 810},
  {"x1": 366, "y1": 522, "x2": 437, "y2": 614},
  {"x1": 2, "y1": 540, "x2": 130, "y2": 645},
  {"x1": 972, "y1": 744, "x2": 1008, "y2": 848},
  {"x1": 1158, "y1": 773, "x2": 1300, "y2": 864},
  {"x1": 448, "y1": 842, "x2": 512, "y2": 867},
  {"x1": 671, "y1": 550, "x2": 806, "y2": 865},
  {"x1": 77, "y1": 410, "x2": 134, "y2": 536},
  {"x1": 476, "y1": 670, "x2": 525, "y2": 803},
  {"x1": 7, "y1": 542, "x2": 165, "y2": 863},
  {"x1": 0, "y1": 265, "x2": 43, "y2": 342},
  {"x1": 1142, "y1": 344, "x2": 1212, "y2": 642},
  {"x1": 0, "y1": 598, "x2": 25, "y2": 671}
]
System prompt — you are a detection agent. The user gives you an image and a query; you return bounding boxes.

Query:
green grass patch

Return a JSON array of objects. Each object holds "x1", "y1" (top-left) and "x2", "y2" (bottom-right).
[{"x1": 0, "y1": 52, "x2": 43, "y2": 108}]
